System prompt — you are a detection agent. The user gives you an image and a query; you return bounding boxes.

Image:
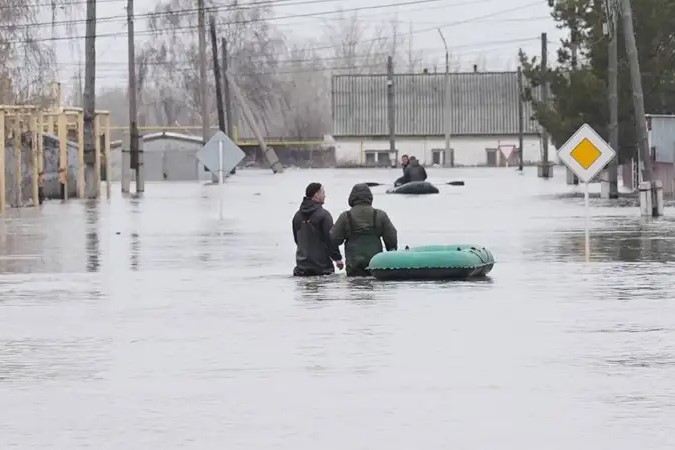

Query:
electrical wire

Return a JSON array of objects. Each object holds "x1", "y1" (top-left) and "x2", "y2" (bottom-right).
[
  {"x1": 0, "y1": 0, "x2": 449, "y2": 31},
  {"x1": 1, "y1": 0, "x2": 542, "y2": 46}
]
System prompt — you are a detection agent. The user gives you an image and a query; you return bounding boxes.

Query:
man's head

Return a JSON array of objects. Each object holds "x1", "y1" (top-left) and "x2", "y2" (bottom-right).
[
  {"x1": 305, "y1": 182, "x2": 326, "y2": 203},
  {"x1": 401, "y1": 154, "x2": 409, "y2": 165},
  {"x1": 409, "y1": 156, "x2": 419, "y2": 166},
  {"x1": 348, "y1": 183, "x2": 373, "y2": 207}
]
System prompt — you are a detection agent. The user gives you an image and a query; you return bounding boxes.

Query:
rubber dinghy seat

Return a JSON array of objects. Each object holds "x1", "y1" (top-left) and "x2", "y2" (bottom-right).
[
  {"x1": 387, "y1": 181, "x2": 439, "y2": 194},
  {"x1": 367, "y1": 245, "x2": 495, "y2": 281}
]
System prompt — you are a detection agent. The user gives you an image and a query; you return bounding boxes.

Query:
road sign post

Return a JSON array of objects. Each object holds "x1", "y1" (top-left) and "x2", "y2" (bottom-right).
[
  {"x1": 195, "y1": 131, "x2": 245, "y2": 219},
  {"x1": 196, "y1": 130, "x2": 245, "y2": 178},
  {"x1": 218, "y1": 139, "x2": 224, "y2": 219},
  {"x1": 557, "y1": 123, "x2": 616, "y2": 262}
]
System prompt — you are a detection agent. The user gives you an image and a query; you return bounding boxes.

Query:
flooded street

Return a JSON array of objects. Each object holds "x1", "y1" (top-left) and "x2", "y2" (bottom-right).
[{"x1": 1, "y1": 167, "x2": 675, "y2": 449}]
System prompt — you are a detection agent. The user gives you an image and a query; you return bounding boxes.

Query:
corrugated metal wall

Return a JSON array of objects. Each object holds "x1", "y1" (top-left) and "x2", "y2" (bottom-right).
[
  {"x1": 143, "y1": 137, "x2": 202, "y2": 181},
  {"x1": 648, "y1": 115, "x2": 675, "y2": 163},
  {"x1": 332, "y1": 72, "x2": 541, "y2": 137},
  {"x1": 3, "y1": 134, "x2": 79, "y2": 206}
]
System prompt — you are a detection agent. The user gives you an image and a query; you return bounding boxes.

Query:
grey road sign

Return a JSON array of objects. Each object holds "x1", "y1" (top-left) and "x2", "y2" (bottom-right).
[{"x1": 195, "y1": 131, "x2": 245, "y2": 175}]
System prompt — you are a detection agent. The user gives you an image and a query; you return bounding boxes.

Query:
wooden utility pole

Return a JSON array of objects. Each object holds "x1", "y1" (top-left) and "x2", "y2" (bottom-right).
[
  {"x1": 0, "y1": 112, "x2": 5, "y2": 215},
  {"x1": 387, "y1": 56, "x2": 396, "y2": 161},
  {"x1": 222, "y1": 38, "x2": 233, "y2": 138},
  {"x1": 569, "y1": 22, "x2": 580, "y2": 185},
  {"x1": 539, "y1": 32, "x2": 551, "y2": 178},
  {"x1": 608, "y1": 0, "x2": 619, "y2": 197},
  {"x1": 438, "y1": 29, "x2": 451, "y2": 167},
  {"x1": 221, "y1": 37, "x2": 235, "y2": 174},
  {"x1": 198, "y1": 0, "x2": 208, "y2": 144},
  {"x1": 127, "y1": 0, "x2": 142, "y2": 193},
  {"x1": 83, "y1": 0, "x2": 97, "y2": 198},
  {"x1": 620, "y1": 0, "x2": 653, "y2": 184},
  {"x1": 517, "y1": 64, "x2": 524, "y2": 171},
  {"x1": 210, "y1": 17, "x2": 225, "y2": 132}
]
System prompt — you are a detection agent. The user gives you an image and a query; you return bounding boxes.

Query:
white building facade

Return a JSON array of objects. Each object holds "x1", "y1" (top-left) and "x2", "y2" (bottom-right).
[{"x1": 331, "y1": 71, "x2": 555, "y2": 167}]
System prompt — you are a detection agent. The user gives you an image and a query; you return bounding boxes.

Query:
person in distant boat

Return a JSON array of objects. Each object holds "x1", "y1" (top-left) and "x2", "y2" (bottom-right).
[
  {"x1": 394, "y1": 154, "x2": 409, "y2": 186},
  {"x1": 330, "y1": 183, "x2": 398, "y2": 277},
  {"x1": 292, "y1": 183, "x2": 344, "y2": 276},
  {"x1": 403, "y1": 156, "x2": 428, "y2": 183}
]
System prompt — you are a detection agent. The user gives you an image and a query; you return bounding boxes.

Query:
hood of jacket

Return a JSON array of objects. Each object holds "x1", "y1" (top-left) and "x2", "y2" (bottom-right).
[
  {"x1": 348, "y1": 183, "x2": 373, "y2": 207},
  {"x1": 299, "y1": 197, "x2": 323, "y2": 217}
]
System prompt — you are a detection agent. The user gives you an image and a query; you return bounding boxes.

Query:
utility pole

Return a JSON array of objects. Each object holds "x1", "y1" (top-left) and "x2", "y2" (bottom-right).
[
  {"x1": 222, "y1": 37, "x2": 236, "y2": 175},
  {"x1": 620, "y1": 0, "x2": 653, "y2": 184},
  {"x1": 198, "y1": 0, "x2": 208, "y2": 144},
  {"x1": 568, "y1": 18, "x2": 580, "y2": 185},
  {"x1": 607, "y1": 0, "x2": 619, "y2": 198},
  {"x1": 539, "y1": 32, "x2": 551, "y2": 178},
  {"x1": 222, "y1": 38, "x2": 233, "y2": 139},
  {"x1": 438, "y1": 28, "x2": 451, "y2": 167},
  {"x1": 518, "y1": 64, "x2": 524, "y2": 171},
  {"x1": 387, "y1": 56, "x2": 396, "y2": 164},
  {"x1": 210, "y1": 17, "x2": 225, "y2": 133},
  {"x1": 127, "y1": 0, "x2": 142, "y2": 193},
  {"x1": 83, "y1": 0, "x2": 97, "y2": 198}
]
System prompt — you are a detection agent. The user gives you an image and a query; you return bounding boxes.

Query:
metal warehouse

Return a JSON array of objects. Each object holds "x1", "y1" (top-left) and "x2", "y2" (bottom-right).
[{"x1": 331, "y1": 70, "x2": 554, "y2": 167}]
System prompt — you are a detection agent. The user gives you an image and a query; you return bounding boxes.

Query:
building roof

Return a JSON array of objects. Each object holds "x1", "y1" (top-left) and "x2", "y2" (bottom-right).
[
  {"x1": 331, "y1": 71, "x2": 541, "y2": 137},
  {"x1": 142, "y1": 131, "x2": 204, "y2": 144}
]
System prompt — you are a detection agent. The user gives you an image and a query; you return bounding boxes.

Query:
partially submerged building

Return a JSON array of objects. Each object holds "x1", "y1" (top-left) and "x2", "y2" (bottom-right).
[
  {"x1": 4, "y1": 133, "x2": 82, "y2": 206},
  {"x1": 621, "y1": 114, "x2": 675, "y2": 195},
  {"x1": 331, "y1": 71, "x2": 553, "y2": 167},
  {"x1": 142, "y1": 132, "x2": 210, "y2": 182},
  {"x1": 109, "y1": 132, "x2": 213, "y2": 183}
]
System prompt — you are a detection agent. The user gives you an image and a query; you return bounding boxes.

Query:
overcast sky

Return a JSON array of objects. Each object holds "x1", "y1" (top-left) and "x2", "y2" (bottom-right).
[{"x1": 48, "y1": 0, "x2": 564, "y2": 95}]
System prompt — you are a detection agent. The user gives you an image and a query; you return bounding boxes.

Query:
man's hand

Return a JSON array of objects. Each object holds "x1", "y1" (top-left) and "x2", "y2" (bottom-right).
[{"x1": 336, "y1": 260, "x2": 345, "y2": 270}]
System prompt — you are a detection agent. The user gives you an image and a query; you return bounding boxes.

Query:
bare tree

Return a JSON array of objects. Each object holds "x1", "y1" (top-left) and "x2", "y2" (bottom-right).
[
  {"x1": 140, "y1": 0, "x2": 283, "y2": 135},
  {"x1": 133, "y1": 2, "x2": 426, "y2": 139},
  {"x1": 276, "y1": 44, "x2": 330, "y2": 139},
  {"x1": 322, "y1": 11, "x2": 411, "y2": 75},
  {"x1": 0, "y1": 0, "x2": 77, "y2": 104}
]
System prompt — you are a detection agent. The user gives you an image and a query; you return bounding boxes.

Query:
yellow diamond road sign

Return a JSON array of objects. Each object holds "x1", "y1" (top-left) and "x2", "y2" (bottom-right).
[
  {"x1": 570, "y1": 138, "x2": 602, "y2": 169},
  {"x1": 557, "y1": 123, "x2": 616, "y2": 183}
]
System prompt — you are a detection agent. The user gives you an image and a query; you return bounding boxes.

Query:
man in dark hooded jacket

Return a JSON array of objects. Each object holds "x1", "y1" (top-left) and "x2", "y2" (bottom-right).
[
  {"x1": 403, "y1": 156, "x2": 428, "y2": 183},
  {"x1": 394, "y1": 154, "x2": 409, "y2": 186},
  {"x1": 292, "y1": 183, "x2": 344, "y2": 276},
  {"x1": 330, "y1": 183, "x2": 398, "y2": 277}
]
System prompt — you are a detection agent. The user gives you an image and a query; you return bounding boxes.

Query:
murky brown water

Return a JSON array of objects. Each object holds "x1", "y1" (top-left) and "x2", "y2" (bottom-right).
[{"x1": 1, "y1": 167, "x2": 675, "y2": 449}]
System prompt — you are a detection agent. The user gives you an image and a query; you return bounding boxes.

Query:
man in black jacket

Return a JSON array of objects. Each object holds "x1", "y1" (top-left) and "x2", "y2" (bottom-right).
[
  {"x1": 292, "y1": 182, "x2": 344, "y2": 276},
  {"x1": 403, "y1": 156, "x2": 428, "y2": 183},
  {"x1": 394, "y1": 154, "x2": 409, "y2": 186}
]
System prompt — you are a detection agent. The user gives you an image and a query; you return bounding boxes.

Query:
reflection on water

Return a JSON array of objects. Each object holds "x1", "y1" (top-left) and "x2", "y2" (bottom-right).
[
  {"x1": 1, "y1": 168, "x2": 675, "y2": 449},
  {"x1": 0, "y1": 337, "x2": 108, "y2": 383},
  {"x1": 294, "y1": 276, "x2": 335, "y2": 301},
  {"x1": 129, "y1": 232, "x2": 140, "y2": 271},
  {"x1": 85, "y1": 200, "x2": 100, "y2": 273}
]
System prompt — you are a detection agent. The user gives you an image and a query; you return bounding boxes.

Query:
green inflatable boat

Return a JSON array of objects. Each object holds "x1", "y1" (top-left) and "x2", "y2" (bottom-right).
[
  {"x1": 386, "y1": 181, "x2": 439, "y2": 195},
  {"x1": 368, "y1": 245, "x2": 495, "y2": 281}
]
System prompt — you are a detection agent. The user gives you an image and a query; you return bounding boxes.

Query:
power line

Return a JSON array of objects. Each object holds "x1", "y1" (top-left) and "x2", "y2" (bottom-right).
[
  {"x1": 54, "y1": 36, "x2": 539, "y2": 68},
  {"x1": 0, "y1": 0, "x2": 440, "y2": 31},
  {"x1": 0, "y1": 0, "x2": 124, "y2": 10},
  {"x1": 1, "y1": 0, "x2": 539, "y2": 45},
  {"x1": 279, "y1": 0, "x2": 544, "y2": 54},
  {"x1": 53, "y1": 37, "x2": 540, "y2": 79}
]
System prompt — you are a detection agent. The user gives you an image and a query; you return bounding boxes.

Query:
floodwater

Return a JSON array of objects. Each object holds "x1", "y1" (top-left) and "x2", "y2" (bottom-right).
[{"x1": 1, "y1": 167, "x2": 675, "y2": 449}]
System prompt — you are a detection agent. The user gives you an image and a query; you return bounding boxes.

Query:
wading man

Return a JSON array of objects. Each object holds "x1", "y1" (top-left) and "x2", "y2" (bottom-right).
[
  {"x1": 292, "y1": 182, "x2": 344, "y2": 276},
  {"x1": 330, "y1": 183, "x2": 398, "y2": 277}
]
